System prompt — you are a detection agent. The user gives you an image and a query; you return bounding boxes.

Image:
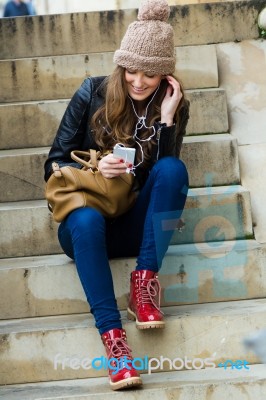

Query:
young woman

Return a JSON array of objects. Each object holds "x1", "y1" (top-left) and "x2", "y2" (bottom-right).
[{"x1": 44, "y1": 0, "x2": 189, "y2": 391}]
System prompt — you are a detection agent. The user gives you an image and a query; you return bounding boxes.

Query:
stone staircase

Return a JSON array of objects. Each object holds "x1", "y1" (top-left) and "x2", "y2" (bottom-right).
[{"x1": 1, "y1": 1, "x2": 266, "y2": 398}]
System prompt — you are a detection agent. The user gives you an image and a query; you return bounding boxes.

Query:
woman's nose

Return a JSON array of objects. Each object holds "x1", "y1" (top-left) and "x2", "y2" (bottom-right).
[{"x1": 133, "y1": 73, "x2": 144, "y2": 87}]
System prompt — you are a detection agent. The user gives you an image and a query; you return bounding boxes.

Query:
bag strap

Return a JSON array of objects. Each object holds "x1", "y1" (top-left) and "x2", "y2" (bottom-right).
[
  {"x1": 89, "y1": 149, "x2": 98, "y2": 169},
  {"x1": 71, "y1": 149, "x2": 102, "y2": 170}
]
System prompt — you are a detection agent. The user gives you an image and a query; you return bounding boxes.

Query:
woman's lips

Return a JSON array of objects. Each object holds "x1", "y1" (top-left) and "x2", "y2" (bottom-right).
[{"x1": 131, "y1": 86, "x2": 147, "y2": 93}]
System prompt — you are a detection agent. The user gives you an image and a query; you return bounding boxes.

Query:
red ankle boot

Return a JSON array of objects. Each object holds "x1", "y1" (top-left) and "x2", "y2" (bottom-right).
[
  {"x1": 127, "y1": 270, "x2": 165, "y2": 329},
  {"x1": 101, "y1": 328, "x2": 142, "y2": 390}
]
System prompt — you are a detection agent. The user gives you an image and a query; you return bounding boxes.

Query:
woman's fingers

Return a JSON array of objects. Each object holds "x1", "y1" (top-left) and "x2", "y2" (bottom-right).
[
  {"x1": 98, "y1": 153, "x2": 130, "y2": 178},
  {"x1": 166, "y1": 76, "x2": 182, "y2": 100},
  {"x1": 161, "y1": 76, "x2": 183, "y2": 121}
]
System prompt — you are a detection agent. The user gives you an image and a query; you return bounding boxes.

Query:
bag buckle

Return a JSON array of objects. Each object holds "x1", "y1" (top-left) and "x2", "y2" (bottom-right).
[{"x1": 52, "y1": 162, "x2": 62, "y2": 178}]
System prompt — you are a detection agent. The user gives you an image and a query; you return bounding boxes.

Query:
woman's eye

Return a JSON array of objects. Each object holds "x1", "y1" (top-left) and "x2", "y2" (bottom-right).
[
  {"x1": 145, "y1": 74, "x2": 155, "y2": 78},
  {"x1": 126, "y1": 70, "x2": 136, "y2": 74}
]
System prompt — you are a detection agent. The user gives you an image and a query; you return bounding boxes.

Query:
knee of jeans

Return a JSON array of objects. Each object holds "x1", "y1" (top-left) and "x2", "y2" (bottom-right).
[
  {"x1": 66, "y1": 207, "x2": 105, "y2": 234},
  {"x1": 155, "y1": 157, "x2": 188, "y2": 184}
]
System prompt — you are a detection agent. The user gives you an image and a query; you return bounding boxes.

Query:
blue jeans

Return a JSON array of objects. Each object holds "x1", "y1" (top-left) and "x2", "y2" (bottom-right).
[{"x1": 58, "y1": 157, "x2": 188, "y2": 334}]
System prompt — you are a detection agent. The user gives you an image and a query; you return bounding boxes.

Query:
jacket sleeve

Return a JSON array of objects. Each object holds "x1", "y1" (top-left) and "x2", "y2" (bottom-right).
[
  {"x1": 44, "y1": 78, "x2": 93, "y2": 182},
  {"x1": 157, "y1": 99, "x2": 190, "y2": 159}
]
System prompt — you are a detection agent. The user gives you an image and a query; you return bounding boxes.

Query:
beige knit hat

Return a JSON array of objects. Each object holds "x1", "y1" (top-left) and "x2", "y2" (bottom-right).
[{"x1": 113, "y1": 0, "x2": 175, "y2": 75}]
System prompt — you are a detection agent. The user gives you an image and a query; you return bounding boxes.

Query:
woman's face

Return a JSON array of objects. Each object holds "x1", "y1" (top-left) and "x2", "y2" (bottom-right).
[{"x1": 125, "y1": 69, "x2": 162, "y2": 101}]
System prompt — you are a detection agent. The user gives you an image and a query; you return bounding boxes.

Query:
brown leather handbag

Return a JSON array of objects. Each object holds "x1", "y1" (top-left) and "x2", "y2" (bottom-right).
[{"x1": 45, "y1": 149, "x2": 136, "y2": 222}]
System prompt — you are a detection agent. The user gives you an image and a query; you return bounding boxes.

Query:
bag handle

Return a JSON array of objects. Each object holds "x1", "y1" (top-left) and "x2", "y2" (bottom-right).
[{"x1": 70, "y1": 149, "x2": 102, "y2": 170}]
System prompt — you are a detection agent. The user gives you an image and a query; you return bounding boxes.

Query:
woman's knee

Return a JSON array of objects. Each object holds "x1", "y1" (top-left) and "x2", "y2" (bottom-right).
[
  {"x1": 66, "y1": 207, "x2": 105, "y2": 234},
  {"x1": 59, "y1": 207, "x2": 105, "y2": 258},
  {"x1": 154, "y1": 157, "x2": 189, "y2": 184}
]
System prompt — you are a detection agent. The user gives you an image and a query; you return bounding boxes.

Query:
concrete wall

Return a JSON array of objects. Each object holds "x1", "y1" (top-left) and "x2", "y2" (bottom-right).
[
  {"x1": 33, "y1": 0, "x2": 237, "y2": 16},
  {"x1": 0, "y1": 0, "x2": 263, "y2": 59},
  {"x1": 0, "y1": 0, "x2": 242, "y2": 17}
]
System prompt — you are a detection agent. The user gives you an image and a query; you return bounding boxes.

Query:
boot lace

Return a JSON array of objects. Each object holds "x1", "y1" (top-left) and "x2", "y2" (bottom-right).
[
  {"x1": 137, "y1": 277, "x2": 164, "y2": 314},
  {"x1": 105, "y1": 337, "x2": 133, "y2": 370},
  {"x1": 106, "y1": 337, "x2": 132, "y2": 359}
]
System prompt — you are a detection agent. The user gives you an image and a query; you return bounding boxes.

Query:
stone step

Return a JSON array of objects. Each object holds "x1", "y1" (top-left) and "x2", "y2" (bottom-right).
[
  {"x1": 0, "y1": 298, "x2": 264, "y2": 384},
  {"x1": 0, "y1": 1, "x2": 261, "y2": 59},
  {"x1": 180, "y1": 134, "x2": 240, "y2": 188},
  {"x1": 0, "y1": 147, "x2": 48, "y2": 202},
  {"x1": 186, "y1": 88, "x2": 228, "y2": 136},
  {"x1": 0, "y1": 45, "x2": 218, "y2": 103},
  {"x1": 1, "y1": 365, "x2": 266, "y2": 400},
  {"x1": 0, "y1": 239, "x2": 263, "y2": 320},
  {"x1": 0, "y1": 134, "x2": 240, "y2": 202},
  {"x1": 0, "y1": 88, "x2": 228, "y2": 150},
  {"x1": 0, "y1": 185, "x2": 252, "y2": 258}
]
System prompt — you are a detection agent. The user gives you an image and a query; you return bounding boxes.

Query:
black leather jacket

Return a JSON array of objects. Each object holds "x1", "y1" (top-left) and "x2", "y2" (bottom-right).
[{"x1": 44, "y1": 76, "x2": 190, "y2": 187}]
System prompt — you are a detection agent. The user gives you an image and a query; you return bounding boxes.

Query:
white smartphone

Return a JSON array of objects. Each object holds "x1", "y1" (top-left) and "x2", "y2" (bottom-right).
[{"x1": 113, "y1": 144, "x2": 136, "y2": 165}]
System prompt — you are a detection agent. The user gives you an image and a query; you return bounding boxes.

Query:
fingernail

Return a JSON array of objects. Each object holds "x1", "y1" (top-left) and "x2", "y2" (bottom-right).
[
  {"x1": 128, "y1": 163, "x2": 133, "y2": 168},
  {"x1": 120, "y1": 159, "x2": 124, "y2": 163}
]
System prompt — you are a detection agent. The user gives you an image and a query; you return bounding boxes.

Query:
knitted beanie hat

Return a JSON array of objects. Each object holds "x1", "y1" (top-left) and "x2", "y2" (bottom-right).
[{"x1": 113, "y1": 0, "x2": 175, "y2": 75}]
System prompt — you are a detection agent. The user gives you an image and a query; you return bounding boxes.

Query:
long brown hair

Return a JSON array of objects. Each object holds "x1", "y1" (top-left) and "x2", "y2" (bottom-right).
[{"x1": 91, "y1": 66, "x2": 185, "y2": 167}]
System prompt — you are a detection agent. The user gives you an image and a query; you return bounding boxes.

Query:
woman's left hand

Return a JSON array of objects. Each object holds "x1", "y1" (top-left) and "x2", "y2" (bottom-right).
[{"x1": 160, "y1": 76, "x2": 183, "y2": 126}]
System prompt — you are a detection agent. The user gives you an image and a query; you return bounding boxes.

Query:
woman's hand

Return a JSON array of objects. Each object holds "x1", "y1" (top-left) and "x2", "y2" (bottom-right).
[
  {"x1": 98, "y1": 153, "x2": 131, "y2": 178},
  {"x1": 160, "y1": 76, "x2": 183, "y2": 126}
]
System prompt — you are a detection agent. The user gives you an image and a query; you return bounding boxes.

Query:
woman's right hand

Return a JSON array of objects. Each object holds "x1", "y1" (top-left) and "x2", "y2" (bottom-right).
[
  {"x1": 98, "y1": 153, "x2": 131, "y2": 178},
  {"x1": 161, "y1": 76, "x2": 183, "y2": 126}
]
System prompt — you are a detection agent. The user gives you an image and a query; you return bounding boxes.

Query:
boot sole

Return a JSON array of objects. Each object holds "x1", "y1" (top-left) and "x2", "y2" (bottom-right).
[
  {"x1": 127, "y1": 308, "x2": 165, "y2": 329},
  {"x1": 110, "y1": 376, "x2": 143, "y2": 390}
]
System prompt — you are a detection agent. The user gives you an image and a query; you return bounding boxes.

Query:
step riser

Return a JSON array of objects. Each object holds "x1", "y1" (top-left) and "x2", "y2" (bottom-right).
[
  {"x1": 0, "y1": 101, "x2": 67, "y2": 150},
  {"x1": 0, "y1": 204, "x2": 61, "y2": 258},
  {"x1": 0, "y1": 152, "x2": 47, "y2": 202},
  {"x1": 0, "y1": 300, "x2": 264, "y2": 384},
  {"x1": 0, "y1": 241, "x2": 263, "y2": 319},
  {"x1": 0, "y1": 186, "x2": 252, "y2": 258},
  {"x1": 0, "y1": 45, "x2": 217, "y2": 103},
  {"x1": 170, "y1": 186, "x2": 252, "y2": 245},
  {"x1": 0, "y1": 2, "x2": 261, "y2": 59},
  {"x1": 186, "y1": 89, "x2": 228, "y2": 135},
  {"x1": 0, "y1": 136, "x2": 240, "y2": 202},
  {"x1": 162, "y1": 240, "x2": 263, "y2": 305},
  {"x1": 181, "y1": 136, "x2": 240, "y2": 188},
  {"x1": 0, "y1": 365, "x2": 265, "y2": 400},
  {"x1": 0, "y1": 89, "x2": 228, "y2": 150}
]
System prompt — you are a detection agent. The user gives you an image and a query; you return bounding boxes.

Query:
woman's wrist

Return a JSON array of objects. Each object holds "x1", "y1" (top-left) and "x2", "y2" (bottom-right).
[{"x1": 160, "y1": 117, "x2": 174, "y2": 127}]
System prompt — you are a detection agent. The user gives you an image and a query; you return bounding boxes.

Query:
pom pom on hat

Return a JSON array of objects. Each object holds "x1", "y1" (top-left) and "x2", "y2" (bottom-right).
[
  {"x1": 113, "y1": 0, "x2": 175, "y2": 76},
  {"x1": 138, "y1": 0, "x2": 170, "y2": 22}
]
